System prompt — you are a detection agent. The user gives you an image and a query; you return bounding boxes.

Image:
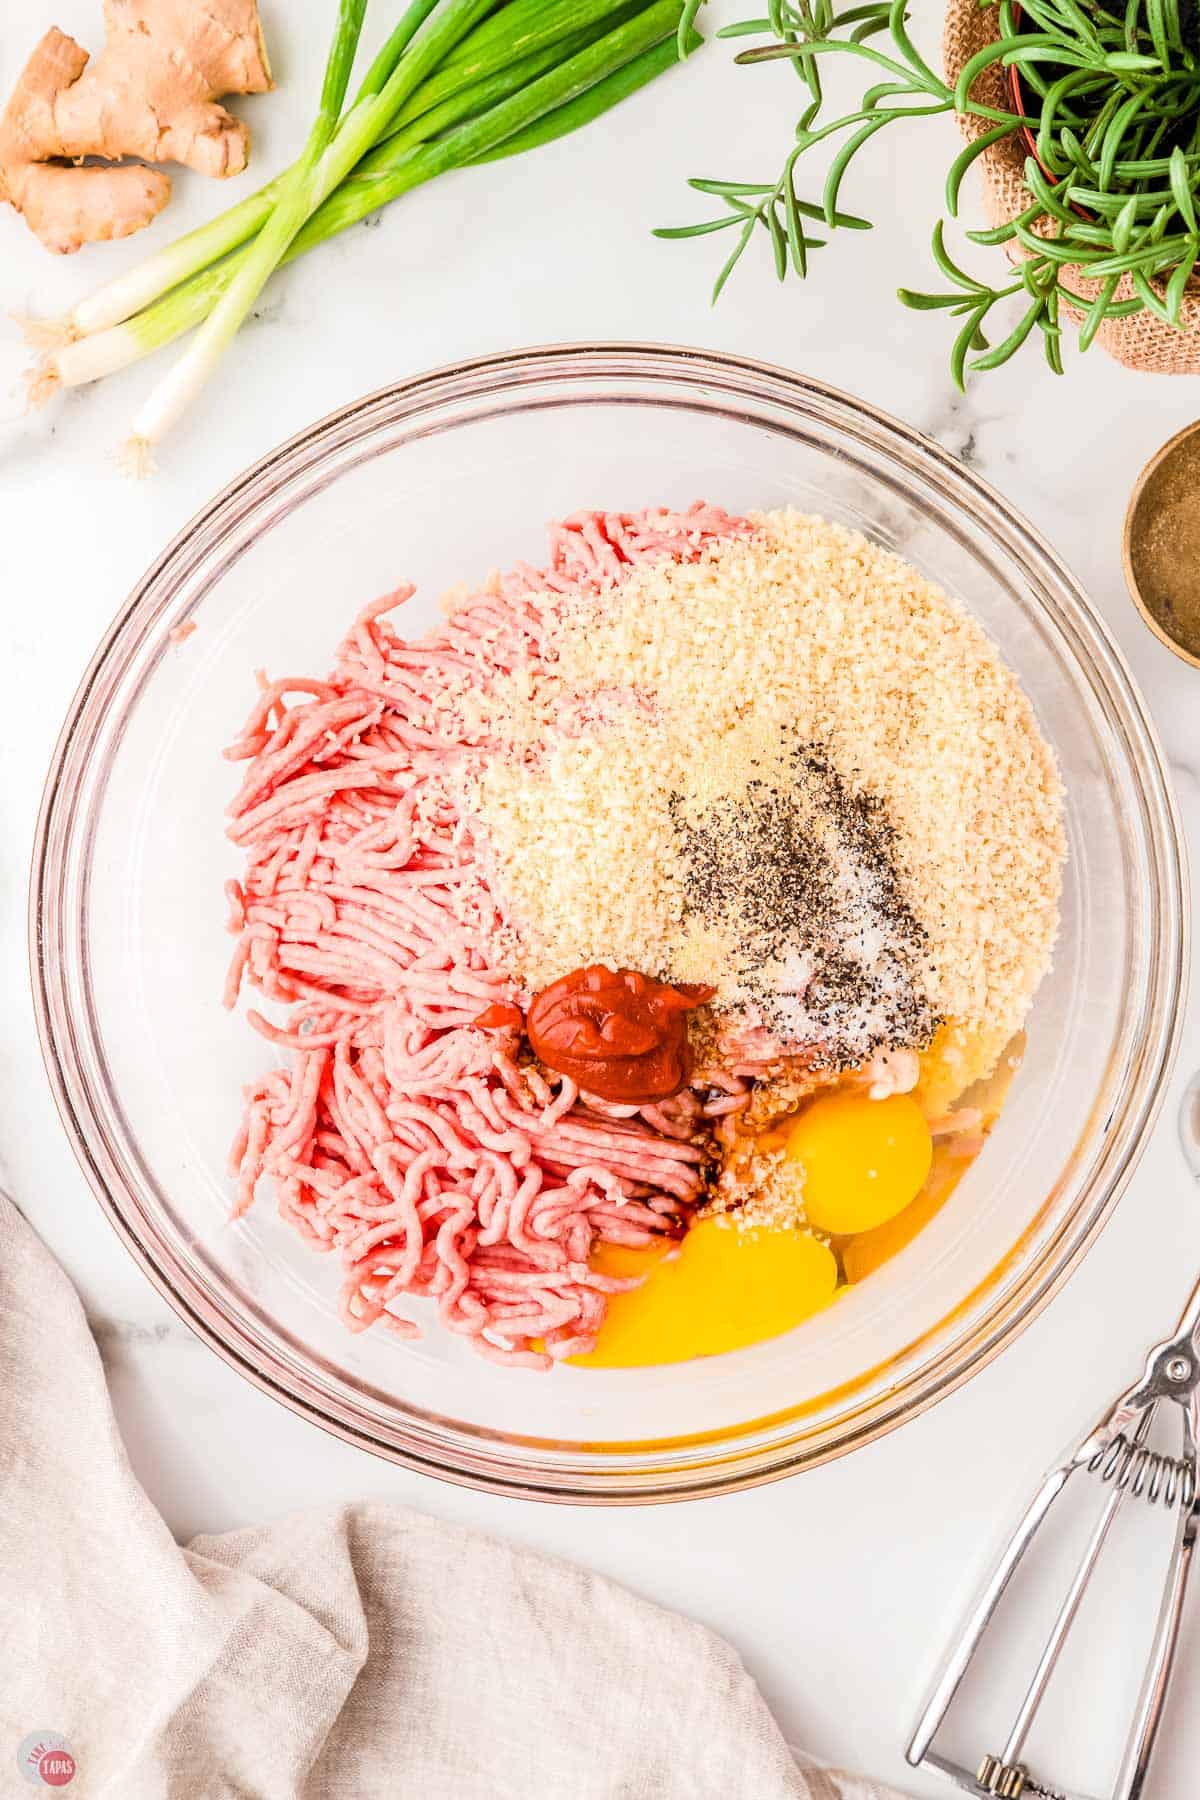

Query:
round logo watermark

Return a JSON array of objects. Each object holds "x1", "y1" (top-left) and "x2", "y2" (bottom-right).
[{"x1": 16, "y1": 1733, "x2": 76, "y2": 1788}]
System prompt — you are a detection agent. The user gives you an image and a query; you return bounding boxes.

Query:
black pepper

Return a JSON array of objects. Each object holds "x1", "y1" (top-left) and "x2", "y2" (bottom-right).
[{"x1": 669, "y1": 737, "x2": 938, "y2": 1066}]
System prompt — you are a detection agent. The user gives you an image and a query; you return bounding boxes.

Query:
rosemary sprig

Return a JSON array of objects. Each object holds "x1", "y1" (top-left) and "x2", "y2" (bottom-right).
[{"x1": 661, "y1": 0, "x2": 1200, "y2": 382}]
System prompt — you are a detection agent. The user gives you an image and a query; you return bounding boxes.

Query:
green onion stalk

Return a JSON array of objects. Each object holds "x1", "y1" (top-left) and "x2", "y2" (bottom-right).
[
  {"x1": 121, "y1": 0, "x2": 502, "y2": 462},
  {"x1": 123, "y1": 0, "x2": 370, "y2": 468},
  {"x1": 35, "y1": 0, "x2": 698, "y2": 455},
  {"x1": 63, "y1": 0, "x2": 444, "y2": 341},
  {"x1": 44, "y1": 0, "x2": 632, "y2": 358}
]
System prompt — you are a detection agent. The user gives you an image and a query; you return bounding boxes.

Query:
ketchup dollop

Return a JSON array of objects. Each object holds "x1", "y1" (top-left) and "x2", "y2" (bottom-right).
[{"x1": 526, "y1": 966, "x2": 713, "y2": 1103}]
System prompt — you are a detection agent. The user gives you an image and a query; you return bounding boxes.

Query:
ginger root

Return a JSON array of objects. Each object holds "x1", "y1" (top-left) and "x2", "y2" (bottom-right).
[{"x1": 0, "y1": 0, "x2": 272, "y2": 254}]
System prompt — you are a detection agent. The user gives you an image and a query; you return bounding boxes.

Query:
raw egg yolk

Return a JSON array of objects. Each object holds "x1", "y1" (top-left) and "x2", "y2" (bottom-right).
[
  {"x1": 841, "y1": 1142, "x2": 967, "y2": 1283},
  {"x1": 572, "y1": 1218, "x2": 838, "y2": 1368},
  {"x1": 784, "y1": 1091, "x2": 932, "y2": 1235}
]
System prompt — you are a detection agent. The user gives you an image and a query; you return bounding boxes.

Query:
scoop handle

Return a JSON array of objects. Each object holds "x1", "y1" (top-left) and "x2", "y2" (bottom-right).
[{"x1": 1115, "y1": 1462, "x2": 1199, "y2": 1800}]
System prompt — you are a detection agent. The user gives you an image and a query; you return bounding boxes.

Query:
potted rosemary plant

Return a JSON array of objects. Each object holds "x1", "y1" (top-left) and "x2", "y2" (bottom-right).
[{"x1": 662, "y1": 0, "x2": 1200, "y2": 381}]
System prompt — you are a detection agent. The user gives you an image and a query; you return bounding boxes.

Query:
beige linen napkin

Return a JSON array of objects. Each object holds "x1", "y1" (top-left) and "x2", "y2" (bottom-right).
[{"x1": 0, "y1": 1193, "x2": 909, "y2": 1799}]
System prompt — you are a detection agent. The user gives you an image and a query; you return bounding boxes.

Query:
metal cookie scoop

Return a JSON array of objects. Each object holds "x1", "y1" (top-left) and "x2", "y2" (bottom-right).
[{"x1": 907, "y1": 1268, "x2": 1200, "y2": 1800}]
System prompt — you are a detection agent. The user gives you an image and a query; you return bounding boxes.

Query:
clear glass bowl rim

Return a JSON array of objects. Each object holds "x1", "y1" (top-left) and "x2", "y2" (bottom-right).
[{"x1": 30, "y1": 342, "x2": 1191, "y2": 1504}]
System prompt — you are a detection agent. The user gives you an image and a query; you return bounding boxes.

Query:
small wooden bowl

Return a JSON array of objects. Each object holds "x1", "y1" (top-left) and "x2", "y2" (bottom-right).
[{"x1": 1122, "y1": 419, "x2": 1200, "y2": 670}]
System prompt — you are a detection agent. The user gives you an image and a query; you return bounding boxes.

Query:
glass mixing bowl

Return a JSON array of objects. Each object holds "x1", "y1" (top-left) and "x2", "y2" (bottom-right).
[{"x1": 32, "y1": 345, "x2": 1188, "y2": 1501}]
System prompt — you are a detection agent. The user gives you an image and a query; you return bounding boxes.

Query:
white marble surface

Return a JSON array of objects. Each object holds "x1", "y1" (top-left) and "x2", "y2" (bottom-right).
[{"x1": 2, "y1": 0, "x2": 1200, "y2": 1793}]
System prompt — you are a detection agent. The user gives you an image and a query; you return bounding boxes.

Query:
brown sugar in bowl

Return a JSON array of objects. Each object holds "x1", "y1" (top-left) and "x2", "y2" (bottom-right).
[{"x1": 1123, "y1": 419, "x2": 1200, "y2": 671}]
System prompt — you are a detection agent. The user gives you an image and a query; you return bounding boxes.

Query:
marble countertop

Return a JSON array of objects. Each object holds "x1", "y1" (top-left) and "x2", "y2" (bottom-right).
[{"x1": 3, "y1": 1, "x2": 1199, "y2": 1792}]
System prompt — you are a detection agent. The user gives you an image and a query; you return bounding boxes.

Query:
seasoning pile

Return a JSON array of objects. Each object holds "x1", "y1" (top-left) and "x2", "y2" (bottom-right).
[{"x1": 668, "y1": 745, "x2": 935, "y2": 1068}]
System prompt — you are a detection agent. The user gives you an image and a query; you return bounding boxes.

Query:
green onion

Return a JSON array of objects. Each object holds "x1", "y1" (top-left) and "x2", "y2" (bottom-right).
[
  {"x1": 125, "y1": 0, "x2": 508, "y2": 458},
  {"x1": 47, "y1": 3, "x2": 695, "y2": 412},
  {"x1": 123, "y1": 0, "x2": 371, "y2": 465},
  {"x1": 69, "y1": 0, "x2": 443, "y2": 338},
  {"x1": 389, "y1": 0, "x2": 640, "y2": 128},
  {"x1": 66, "y1": 0, "x2": 658, "y2": 340}
]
